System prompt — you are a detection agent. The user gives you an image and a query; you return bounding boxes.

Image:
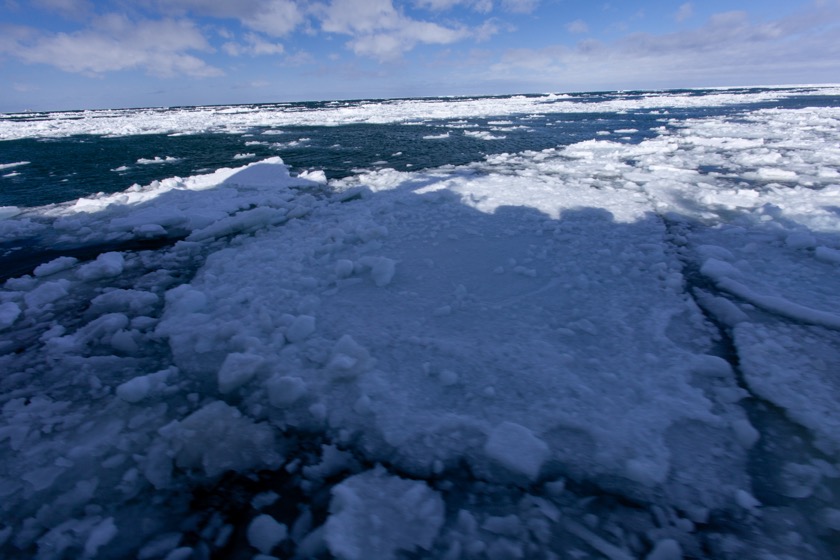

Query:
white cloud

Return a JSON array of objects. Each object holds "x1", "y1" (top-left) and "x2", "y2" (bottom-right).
[
  {"x1": 500, "y1": 0, "x2": 538, "y2": 13},
  {"x1": 223, "y1": 33, "x2": 285, "y2": 56},
  {"x1": 413, "y1": 0, "x2": 493, "y2": 12},
  {"x1": 33, "y1": 0, "x2": 94, "y2": 18},
  {"x1": 566, "y1": 19, "x2": 588, "y2": 34},
  {"x1": 240, "y1": 1, "x2": 304, "y2": 37},
  {"x1": 8, "y1": 15, "x2": 222, "y2": 77},
  {"x1": 319, "y1": 0, "x2": 472, "y2": 60},
  {"x1": 674, "y1": 2, "x2": 693, "y2": 23},
  {"x1": 489, "y1": 4, "x2": 840, "y2": 89},
  {"x1": 146, "y1": 0, "x2": 304, "y2": 37}
]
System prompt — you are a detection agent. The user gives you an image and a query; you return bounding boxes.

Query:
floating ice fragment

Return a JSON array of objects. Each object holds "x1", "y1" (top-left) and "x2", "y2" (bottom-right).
[
  {"x1": 117, "y1": 375, "x2": 153, "y2": 404},
  {"x1": 33, "y1": 256, "x2": 78, "y2": 277},
  {"x1": 247, "y1": 514, "x2": 287, "y2": 554},
  {"x1": 780, "y1": 462, "x2": 823, "y2": 499},
  {"x1": 731, "y1": 419, "x2": 760, "y2": 449},
  {"x1": 163, "y1": 401, "x2": 280, "y2": 478},
  {"x1": 137, "y1": 156, "x2": 180, "y2": 165},
  {"x1": 484, "y1": 421, "x2": 549, "y2": 481},
  {"x1": 325, "y1": 467, "x2": 444, "y2": 560},
  {"x1": 688, "y1": 355, "x2": 733, "y2": 379},
  {"x1": 438, "y1": 369, "x2": 459, "y2": 386},
  {"x1": 186, "y1": 207, "x2": 288, "y2": 242},
  {"x1": 24, "y1": 279, "x2": 70, "y2": 312},
  {"x1": 0, "y1": 161, "x2": 29, "y2": 170},
  {"x1": 286, "y1": 315, "x2": 316, "y2": 343},
  {"x1": 753, "y1": 167, "x2": 798, "y2": 181},
  {"x1": 818, "y1": 508, "x2": 840, "y2": 531},
  {"x1": 116, "y1": 367, "x2": 177, "y2": 403},
  {"x1": 327, "y1": 335, "x2": 371, "y2": 378},
  {"x1": 137, "y1": 532, "x2": 183, "y2": 559},
  {"x1": 357, "y1": 256, "x2": 396, "y2": 286},
  {"x1": 699, "y1": 258, "x2": 740, "y2": 279},
  {"x1": 815, "y1": 246, "x2": 840, "y2": 264},
  {"x1": 785, "y1": 232, "x2": 816, "y2": 249},
  {"x1": 0, "y1": 302, "x2": 21, "y2": 329},
  {"x1": 76, "y1": 252, "x2": 125, "y2": 281},
  {"x1": 218, "y1": 352, "x2": 264, "y2": 394},
  {"x1": 298, "y1": 169, "x2": 327, "y2": 183},
  {"x1": 334, "y1": 259, "x2": 355, "y2": 278},
  {"x1": 165, "y1": 285, "x2": 207, "y2": 314},
  {"x1": 735, "y1": 489, "x2": 761, "y2": 511},
  {"x1": 625, "y1": 457, "x2": 670, "y2": 486},
  {"x1": 266, "y1": 375, "x2": 307, "y2": 407},
  {"x1": 83, "y1": 517, "x2": 117, "y2": 557},
  {"x1": 645, "y1": 539, "x2": 682, "y2": 560}
]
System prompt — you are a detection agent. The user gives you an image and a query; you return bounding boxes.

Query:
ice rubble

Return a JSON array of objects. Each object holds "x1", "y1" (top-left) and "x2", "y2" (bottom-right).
[
  {"x1": 2, "y1": 86, "x2": 840, "y2": 140},
  {"x1": 1, "y1": 100, "x2": 840, "y2": 559}
]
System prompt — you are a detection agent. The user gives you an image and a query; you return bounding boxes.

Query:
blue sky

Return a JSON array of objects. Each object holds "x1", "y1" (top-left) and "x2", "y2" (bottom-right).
[{"x1": 1, "y1": 0, "x2": 839, "y2": 111}]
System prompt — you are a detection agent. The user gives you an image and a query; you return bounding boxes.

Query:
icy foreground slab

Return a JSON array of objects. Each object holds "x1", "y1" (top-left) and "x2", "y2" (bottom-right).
[{"x1": 155, "y1": 158, "x2": 751, "y2": 514}]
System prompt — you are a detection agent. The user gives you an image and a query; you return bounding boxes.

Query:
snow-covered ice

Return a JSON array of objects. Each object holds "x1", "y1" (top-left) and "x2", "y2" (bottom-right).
[{"x1": 1, "y1": 89, "x2": 840, "y2": 559}]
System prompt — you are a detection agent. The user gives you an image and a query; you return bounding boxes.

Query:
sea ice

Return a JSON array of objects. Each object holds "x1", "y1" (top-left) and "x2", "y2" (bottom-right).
[
  {"x1": 2, "y1": 91, "x2": 840, "y2": 559},
  {"x1": 246, "y1": 514, "x2": 287, "y2": 555},
  {"x1": 325, "y1": 467, "x2": 444, "y2": 560},
  {"x1": 484, "y1": 421, "x2": 550, "y2": 481}
]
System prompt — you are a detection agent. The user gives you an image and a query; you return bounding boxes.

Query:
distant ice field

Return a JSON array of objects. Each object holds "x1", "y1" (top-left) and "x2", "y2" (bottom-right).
[
  {"x1": 1, "y1": 86, "x2": 840, "y2": 559},
  {"x1": 2, "y1": 86, "x2": 840, "y2": 208}
]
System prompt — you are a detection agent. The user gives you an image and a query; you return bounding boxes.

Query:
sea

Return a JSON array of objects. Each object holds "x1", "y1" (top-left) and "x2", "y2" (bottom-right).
[
  {"x1": 1, "y1": 86, "x2": 840, "y2": 559},
  {"x1": 3, "y1": 87, "x2": 838, "y2": 209}
]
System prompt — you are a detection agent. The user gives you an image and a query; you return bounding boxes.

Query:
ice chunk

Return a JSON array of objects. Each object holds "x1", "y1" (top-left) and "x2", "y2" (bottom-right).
[
  {"x1": 731, "y1": 419, "x2": 760, "y2": 449},
  {"x1": 735, "y1": 321, "x2": 840, "y2": 455},
  {"x1": 0, "y1": 301, "x2": 21, "y2": 329},
  {"x1": 625, "y1": 458, "x2": 669, "y2": 486},
  {"x1": 325, "y1": 467, "x2": 444, "y2": 560},
  {"x1": 23, "y1": 279, "x2": 70, "y2": 312},
  {"x1": 327, "y1": 335, "x2": 371, "y2": 378},
  {"x1": 162, "y1": 401, "x2": 280, "y2": 478},
  {"x1": 785, "y1": 233, "x2": 816, "y2": 249},
  {"x1": 247, "y1": 514, "x2": 287, "y2": 554},
  {"x1": 218, "y1": 352, "x2": 264, "y2": 394},
  {"x1": 76, "y1": 252, "x2": 125, "y2": 281},
  {"x1": 186, "y1": 207, "x2": 288, "y2": 242},
  {"x1": 90, "y1": 289, "x2": 160, "y2": 315},
  {"x1": 286, "y1": 315, "x2": 316, "y2": 343},
  {"x1": 165, "y1": 285, "x2": 207, "y2": 314},
  {"x1": 117, "y1": 375, "x2": 153, "y2": 404},
  {"x1": 645, "y1": 539, "x2": 682, "y2": 560},
  {"x1": 815, "y1": 246, "x2": 840, "y2": 265},
  {"x1": 33, "y1": 256, "x2": 78, "y2": 277},
  {"x1": 138, "y1": 533, "x2": 183, "y2": 560},
  {"x1": 265, "y1": 375, "x2": 307, "y2": 407},
  {"x1": 484, "y1": 421, "x2": 549, "y2": 481},
  {"x1": 84, "y1": 517, "x2": 117, "y2": 557},
  {"x1": 735, "y1": 489, "x2": 761, "y2": 510},
  {"x1": 357, "y1": 256, "x2": 396, "y2": 287},
  {"x1": 334, "y1": 259, "x2": 355, "y2": 278},
  {"x1": 116, "y1": 368, "x2": 175, "y2": 403}
]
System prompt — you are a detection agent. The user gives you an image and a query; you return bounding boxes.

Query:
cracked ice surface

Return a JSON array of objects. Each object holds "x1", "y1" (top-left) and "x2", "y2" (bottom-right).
[{"x1": 1, "y1": 95, "x2": 840, "y2": 559}]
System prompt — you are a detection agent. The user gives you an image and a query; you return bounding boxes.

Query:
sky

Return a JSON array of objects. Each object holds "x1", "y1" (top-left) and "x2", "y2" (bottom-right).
[{"x1": 1, "y1": 0, "x2": 839, "y2": 111}]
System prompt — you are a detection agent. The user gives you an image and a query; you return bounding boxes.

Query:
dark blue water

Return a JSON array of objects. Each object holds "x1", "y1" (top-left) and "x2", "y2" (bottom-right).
[{"x1": 1, "y1": 88, "x2": 835, "y2": 208}]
